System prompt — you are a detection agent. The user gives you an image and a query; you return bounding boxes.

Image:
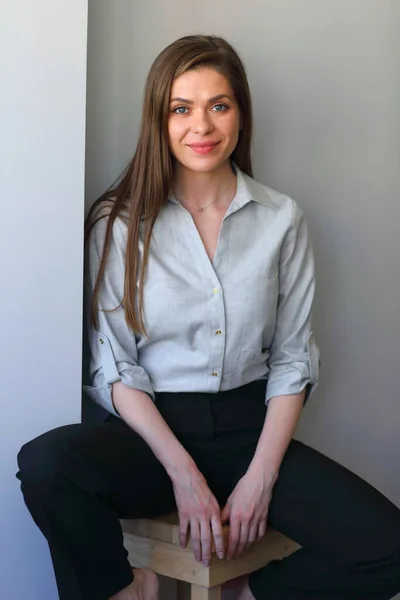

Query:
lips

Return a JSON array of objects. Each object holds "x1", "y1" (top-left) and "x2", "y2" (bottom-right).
[{"x1": 187, "y1": 141, "x2": 220, "y2": 154}]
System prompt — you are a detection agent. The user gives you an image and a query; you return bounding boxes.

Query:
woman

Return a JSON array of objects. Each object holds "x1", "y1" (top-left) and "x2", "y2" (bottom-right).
[{"x1": 17, "y1": 35, "x2": 400, "y2": 600}]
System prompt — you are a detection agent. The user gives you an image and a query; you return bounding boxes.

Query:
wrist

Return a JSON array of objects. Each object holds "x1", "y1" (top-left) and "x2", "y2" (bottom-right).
[
  {"x1": 248, "y1": 459, "x2": 279, "y2": 487},
  {"x1": 165, "y1": 450, "x2": 198, "y2": 484}
]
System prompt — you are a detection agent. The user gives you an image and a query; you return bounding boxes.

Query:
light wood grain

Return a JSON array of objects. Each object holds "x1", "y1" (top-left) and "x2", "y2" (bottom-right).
[
  {"x1": 191, "y1": 584, "x2": 221, "y2": 600},
  {"x1": 208, "y1": 531, "x2": 299, "y2": 587},
  {"x1": 121, "y1": 514, "x2": 180, "y2": 545},
  {"x1": 121, "y1": 514, "x2": 230, "y2": 551},
  {"x1": 123, "y1": 533, "x2": 211, "y2": 586},
  {"x1": 122, "y1": 528, "x2": 299, "y2": 587}
]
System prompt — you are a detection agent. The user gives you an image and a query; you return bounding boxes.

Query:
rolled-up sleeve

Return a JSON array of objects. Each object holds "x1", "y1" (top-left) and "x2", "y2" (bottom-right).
[
  {"x1": 265, "y1": 199, "x2": 320, "y2": 405},
  {"x1": 83, "y1": 214, "x2": 154, "y2": 417}
]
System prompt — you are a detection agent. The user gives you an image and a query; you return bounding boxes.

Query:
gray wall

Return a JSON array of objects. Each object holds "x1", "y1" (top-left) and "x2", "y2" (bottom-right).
[
  {"x1": 87, "y1": 0, "x2": 400, "y2": 507},
  {"x1": 0, "y1": 2, "x2": 87, "y2": 598}
]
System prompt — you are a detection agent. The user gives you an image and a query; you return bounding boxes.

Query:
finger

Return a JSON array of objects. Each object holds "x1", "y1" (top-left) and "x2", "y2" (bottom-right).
[
  {"x1": 200, "y1": 519, "x2": 212, "y2": 566},
  {"x1": 211, "y1": 513, "x2": 225, "y2": 559},
  {"x1": 247, "y1": 520, "x2": 259, "y2": 547},
  {"x1": 190, "y1": 519, "x2": 202, "y2": 563},
  {"x1": 234, "y1": 521, "x2": 249, "y2": 559},
  {"x1": 220, "y1": 503, "x2": 230, "y2": 524},
  {"x1": 179, "y1": 515, "x2": 189, "y2": 548},
  {"x1": 226, "y1": 520, "x2": 240, "y2": 560},
  {"x1": 257, "y1": 518, "x2": 267, "y2": 541}
]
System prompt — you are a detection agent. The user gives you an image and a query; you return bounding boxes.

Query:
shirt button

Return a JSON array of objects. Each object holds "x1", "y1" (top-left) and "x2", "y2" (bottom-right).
[
  {"x1": 212, "y1": 371, "x2": 219, "y2": 377},
  {"x1": 213, "y1": 287, "x2": 219, "y2": 294},
  {"x1": 215, "y1": 329, "x2": 222, "y2": 335}
]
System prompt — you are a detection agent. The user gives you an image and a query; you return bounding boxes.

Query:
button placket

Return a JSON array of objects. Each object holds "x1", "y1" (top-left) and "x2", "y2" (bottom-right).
[
  {"x1": 209, "y1": 282, "x2": 226, "y2": 387},
  {"x1": 180, "y1": 210, "x2": 226, "y2": 387}
]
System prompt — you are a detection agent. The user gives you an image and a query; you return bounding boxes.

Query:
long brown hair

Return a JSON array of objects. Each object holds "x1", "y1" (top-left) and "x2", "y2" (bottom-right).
[{"x1": 85, "y1": 34, "x2": 253, "y2": 336}]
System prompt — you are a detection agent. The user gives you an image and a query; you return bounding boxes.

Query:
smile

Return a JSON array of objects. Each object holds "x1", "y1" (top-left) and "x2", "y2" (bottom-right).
[{"x1": 187, "y1": 142, "x2": 220, "y2": 154}]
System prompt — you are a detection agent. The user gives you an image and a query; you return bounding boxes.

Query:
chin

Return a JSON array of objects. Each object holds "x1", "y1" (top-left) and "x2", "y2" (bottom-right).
[{"x1": 177, "y1": 154, "x2": 231, "y2": 174}]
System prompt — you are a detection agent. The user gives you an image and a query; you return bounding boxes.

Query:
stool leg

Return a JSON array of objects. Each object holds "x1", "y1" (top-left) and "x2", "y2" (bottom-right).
[{"x1": 191, "y1": 584, "x2": 221, "y2": 600}]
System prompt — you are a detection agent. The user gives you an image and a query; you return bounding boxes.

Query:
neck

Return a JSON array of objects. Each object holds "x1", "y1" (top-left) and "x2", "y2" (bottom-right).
[{"x1": 173, "y1": 160, "x2": 237, "y2": 209}]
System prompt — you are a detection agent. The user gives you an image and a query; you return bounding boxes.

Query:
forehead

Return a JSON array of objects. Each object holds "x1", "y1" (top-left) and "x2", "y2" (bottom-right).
[{"x1": 170, "y1": 67, "x2": 233, "y2": 99}]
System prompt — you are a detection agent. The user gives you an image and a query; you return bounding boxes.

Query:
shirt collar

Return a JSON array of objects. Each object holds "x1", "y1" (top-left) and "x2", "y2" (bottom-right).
[
  {"x1": 168, "y1": 163, "x2": 278, "y2": 211},
  {"x1": 233, "y1": 164, "x2": 278, "y2": 210}
]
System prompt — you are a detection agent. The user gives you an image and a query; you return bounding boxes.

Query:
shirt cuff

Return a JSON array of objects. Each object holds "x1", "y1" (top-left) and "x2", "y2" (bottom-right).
[
  {"x1": 83, "y1": 366, "x2": 155, "y2": 417},
  {"x1": 265, "y1": 336, "x2": 320, "y2": 405}
]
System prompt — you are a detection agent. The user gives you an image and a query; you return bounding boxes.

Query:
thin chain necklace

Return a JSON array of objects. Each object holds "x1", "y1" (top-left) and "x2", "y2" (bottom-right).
[
  {"x1": 186, "y1": 197, "x2": 219, "y2": 212},
  {"x1": 175, "y1": 180, "x2": 236, "y2": 213}
]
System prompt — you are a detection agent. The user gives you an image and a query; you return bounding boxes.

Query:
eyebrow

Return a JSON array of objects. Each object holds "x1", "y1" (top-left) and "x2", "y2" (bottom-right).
[{"x1": 169, "y1": 93, "x2": 233, "y2": 104}]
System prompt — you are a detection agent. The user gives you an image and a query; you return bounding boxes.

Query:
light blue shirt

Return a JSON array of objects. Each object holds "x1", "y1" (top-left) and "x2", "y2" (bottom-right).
[{"x1": 84, "y1": 166, "x2": 320, "y2": 417}]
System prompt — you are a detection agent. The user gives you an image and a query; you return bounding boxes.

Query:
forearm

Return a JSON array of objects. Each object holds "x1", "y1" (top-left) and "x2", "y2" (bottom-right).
[
  {"x1": 249, "y1": 391, "x2": 305, "y2": 484},
  {"x1": 112, "y1": 381, "x2": 196, "y2": 483}
]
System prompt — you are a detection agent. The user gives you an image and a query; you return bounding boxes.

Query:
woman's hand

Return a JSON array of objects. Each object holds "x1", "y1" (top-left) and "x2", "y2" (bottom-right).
[
  {"x1": 221, "y1": 465, "x2": 276, "y2": 560},
  {"x1": 112, "y1": 385, "x2": 225, "y2": 565},
  {"x1": 172, "y1": 465, "x2": 225, "y2": 566}
]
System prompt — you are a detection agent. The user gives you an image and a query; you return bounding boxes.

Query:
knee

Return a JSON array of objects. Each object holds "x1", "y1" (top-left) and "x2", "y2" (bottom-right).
[
  {"x1": 17, "y1": 425, "x2": 78, "y2": 487},
  {"x1": 377, "y1": 551, "x2": 400, "y2": 596},
  {"x1": 367, "y1": 525, "x2": 400, "y2": 594},
  {"x1": 386, "y1": 547, "x2": 400, "y2": 588}
]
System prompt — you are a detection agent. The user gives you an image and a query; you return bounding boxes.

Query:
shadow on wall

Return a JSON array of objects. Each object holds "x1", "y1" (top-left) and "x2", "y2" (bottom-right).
[{"x1": 85, "y1": 0, "x2": 140, "y2": 211}]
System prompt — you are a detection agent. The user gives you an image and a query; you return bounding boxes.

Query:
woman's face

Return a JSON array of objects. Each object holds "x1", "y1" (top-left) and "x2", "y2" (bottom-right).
[{"x1": 168, "y1": 67, "x2": 240, "y2": 174}]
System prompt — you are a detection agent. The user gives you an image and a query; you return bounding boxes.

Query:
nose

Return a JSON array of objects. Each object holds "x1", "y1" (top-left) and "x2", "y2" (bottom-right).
[{"x1": 191, "y1": 109, "x2": 214, "y2": 135}]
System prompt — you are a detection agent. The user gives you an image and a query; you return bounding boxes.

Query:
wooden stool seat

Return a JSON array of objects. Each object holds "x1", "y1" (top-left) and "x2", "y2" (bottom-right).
[{"x1": 121, "y1": 513, "x2": 299, "y2": 600}]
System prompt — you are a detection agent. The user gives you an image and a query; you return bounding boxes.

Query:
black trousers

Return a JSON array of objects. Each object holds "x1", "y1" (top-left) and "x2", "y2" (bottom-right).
[{"x1": 17, "y1": 382, "x2": 400, "y2": 600}]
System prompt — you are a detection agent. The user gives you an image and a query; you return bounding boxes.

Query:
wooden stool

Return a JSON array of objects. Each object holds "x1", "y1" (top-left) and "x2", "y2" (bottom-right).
[{"x1": 121, "y1": 514, "x2": 299, "y2": 600}]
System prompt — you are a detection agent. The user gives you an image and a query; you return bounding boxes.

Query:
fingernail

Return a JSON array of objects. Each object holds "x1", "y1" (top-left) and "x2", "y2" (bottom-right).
[
  {"x1": 203, "y1": 560, "x2": 210, "y2": 567},
  {"x1": 218, "y1": 552, "x2": 224, "y2": 559}
]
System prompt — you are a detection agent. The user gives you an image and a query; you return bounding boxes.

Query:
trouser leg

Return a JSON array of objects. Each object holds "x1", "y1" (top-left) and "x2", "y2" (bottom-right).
[
  {"x1": 246, "y1": 440, "x2": 400, "y2": 600},
  {"x1": 17, "y1": 419, "x2": 176, "y2": 600},
  {"x1": 190, "y1": 386, "x2": 400, "y2": 600}
]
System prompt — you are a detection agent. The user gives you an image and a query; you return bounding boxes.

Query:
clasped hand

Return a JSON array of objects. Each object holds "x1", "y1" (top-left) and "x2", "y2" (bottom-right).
[{"x1": 173, "y1": 465, "x2": 273, "y2": 565}]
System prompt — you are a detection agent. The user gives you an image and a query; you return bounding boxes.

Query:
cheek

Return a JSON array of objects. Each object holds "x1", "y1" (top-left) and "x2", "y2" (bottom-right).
[
  {"x1": 168, "y1": 119, "x2": 187, "y2": 147},
  {"x1": 221, "y1": 113, "x2": 240, "y2": 141}
]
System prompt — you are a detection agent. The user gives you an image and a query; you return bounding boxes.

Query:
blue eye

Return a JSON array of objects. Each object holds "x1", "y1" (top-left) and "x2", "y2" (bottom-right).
[
  {"x1": 173, "y1": 106, "x2": 189, "y2": 114},
  {"x1": 212, "y1": 103, "x2": 228, "y2": 112}
]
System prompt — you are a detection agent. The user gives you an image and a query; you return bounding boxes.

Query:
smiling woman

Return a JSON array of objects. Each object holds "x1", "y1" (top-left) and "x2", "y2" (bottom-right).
[
  {"x1": 168, "y1": 68, "x2": 241, "y2": 222},
  {"x1": 168, "y1": 69, "x2": 240, "y2": 171},
  {"x1": 16, "y1": 33, "x2": 400, "y2": 600}
]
